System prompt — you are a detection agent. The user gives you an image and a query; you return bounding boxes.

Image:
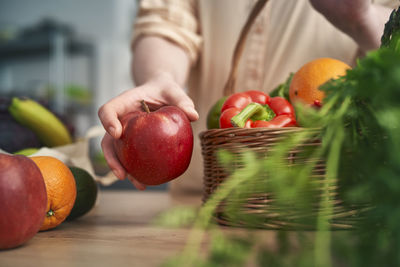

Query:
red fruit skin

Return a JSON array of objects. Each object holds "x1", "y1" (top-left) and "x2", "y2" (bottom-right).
[
  {"x1": 219, "y1": 108, "x2": 240, "y2": 128},
  {"x1": 244, "y1": 90, "x2": 270, "y2": 105},
  {"x1": 221, "y1": 93, "x2": 252, "y2": 113},
  {"x1": 0, "y1": 154, "x2": 47, "y2": 250},
  {"x1": 252, "y1": 115, "x2": 297, "y2": 128},
  {"x1": 268, "y1": 97, "x2": 296, "y2": 117},
  {"x1": 113, "y1": 106, "x2": 194, "y2": 185},
  {"x1": 219, "y1": 108, "x2": 251, "y2": 128}
]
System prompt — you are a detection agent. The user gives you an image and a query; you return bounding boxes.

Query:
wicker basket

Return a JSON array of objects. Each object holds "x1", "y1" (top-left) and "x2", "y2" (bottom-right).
[
  {"x1": 199, "y1": 0, "x2": 365, "y2": 230},
  {"x1": 200, "y1": 127, "x2": 368, "y2": 230}
]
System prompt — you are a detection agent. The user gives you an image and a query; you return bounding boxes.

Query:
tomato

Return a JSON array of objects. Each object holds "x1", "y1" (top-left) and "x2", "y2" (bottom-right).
[
  {"x1": 244, "y1": 90, "x2": 270, "y2": 105},
  {"x1": 220, "y1": 108, "x2": 251, "y2": 128},
  {"x1": 221, "y1": 93, "x2": 252, "y2": 113},
  {"x1": 268, "y1": 97, "x2": 295, "y2": 116},
  {"x1": 252, "y1": 115, "x2": 297, "y2": 128}
]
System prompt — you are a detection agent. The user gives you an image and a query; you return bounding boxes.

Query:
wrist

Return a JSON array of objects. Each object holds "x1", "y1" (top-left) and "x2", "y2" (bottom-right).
[
  {"x1": 148, "y1": 71, "x2": 181, "y2": 88},
  {"x1": 151, "y1": 71, "x2": 176, "y2": 83},
  {"x1": 346, "y1": 5, "x2": 389, "y2": 52},
  {"x1": 352, "y1": 6, "x2": 380, "y2": 50},
  {"x1": 135, "y1": 70, "x2": 183, "y2": 88}
]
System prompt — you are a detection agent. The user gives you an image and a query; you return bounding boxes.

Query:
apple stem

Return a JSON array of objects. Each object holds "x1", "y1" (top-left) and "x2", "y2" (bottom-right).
[{"x1": 141, "y1": 100, "x2": 151, "y2": 113}]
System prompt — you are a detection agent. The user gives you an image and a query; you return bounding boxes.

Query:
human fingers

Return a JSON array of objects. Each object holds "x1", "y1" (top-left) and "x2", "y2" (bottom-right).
[
  {"x1": 127, "y1": 175, "x2": 147, "y2": 190},
  {"x1": 160, "y1": 85, "x2": 199, "y2": 121},
  {"x1": 100, "y1": 133, "x2": 127, "y2": 180},
  {"x1": 101, "y1": 134, "x2": 147, "y2": 191},
  {"x1": 98, "y1": 89, "x2": 144, "y2": 139}
]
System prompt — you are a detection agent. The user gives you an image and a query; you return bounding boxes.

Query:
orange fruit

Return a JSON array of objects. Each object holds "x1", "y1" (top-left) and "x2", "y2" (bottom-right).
[
  {"x1": 30, "y1": 156, "x2": 76, "y2": 231},
  {"x1": 289, "y1": 58, "x2": 351, "y2": 105}
]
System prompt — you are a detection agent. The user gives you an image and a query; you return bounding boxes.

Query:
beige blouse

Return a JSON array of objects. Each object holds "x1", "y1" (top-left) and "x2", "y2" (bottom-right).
[{"x1": 133, "y1": 0, "x2": 398, "y2": 195}]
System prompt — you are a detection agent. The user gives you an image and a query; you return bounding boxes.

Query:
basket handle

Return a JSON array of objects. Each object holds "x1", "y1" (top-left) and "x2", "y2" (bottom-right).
[{"x1": 223, "y1": 0, "x2": 269, "y2": 96}]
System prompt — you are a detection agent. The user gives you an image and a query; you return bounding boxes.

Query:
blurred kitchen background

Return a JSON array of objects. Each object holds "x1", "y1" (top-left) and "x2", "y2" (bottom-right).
[{"x1": 0, "y1": 0, "x2": 166, "y2": 190}]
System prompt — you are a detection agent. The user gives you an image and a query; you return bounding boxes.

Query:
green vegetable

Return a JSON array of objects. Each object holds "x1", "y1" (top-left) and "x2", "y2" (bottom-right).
[
  {"x1": 158, "y1": 7, "x2": 400, "y2": 267},
  {"x1": 269, "y1": 72, "x2": 293, "y2": 100},
  {"x1": 231, "y1": 102, "x2": 275, "y2": 127},
  {"x1": 206, "y1": 96, "x2": 228, "y2": 129},
  {"x1": 381, "y1": 6, "x2": 400, "y2": 50}
]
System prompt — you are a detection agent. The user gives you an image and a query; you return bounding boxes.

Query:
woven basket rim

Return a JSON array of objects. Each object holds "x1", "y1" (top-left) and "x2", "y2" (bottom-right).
[{"x1": 199, "y1": 127, "x2": 321, "y2": 139}]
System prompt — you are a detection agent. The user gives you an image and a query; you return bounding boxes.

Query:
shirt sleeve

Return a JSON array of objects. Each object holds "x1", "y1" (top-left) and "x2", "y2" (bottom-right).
[
  {"x1": 373, "y1": 0, "x2": 399, "y2": 9},
  {"x1": 132, "y1": 0, "x2": 202, "y2": 65}
]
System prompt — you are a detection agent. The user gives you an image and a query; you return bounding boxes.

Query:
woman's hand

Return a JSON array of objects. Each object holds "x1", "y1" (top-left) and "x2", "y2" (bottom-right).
[
  {"x1": 310, "y1": 0, "x2": 370, "y2": 24},
  {"x1": 98, "y1": 72, "x2": 198, "y2": 190},
  {"x1": 310, "y1": 0, "x2": 392, "y2": 52}
]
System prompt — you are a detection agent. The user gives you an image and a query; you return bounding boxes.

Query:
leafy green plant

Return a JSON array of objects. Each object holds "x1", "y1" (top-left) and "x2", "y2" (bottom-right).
[
  {"x1": 158, "y1": 7, "x2": 400, "y2": 267},
  {"x1": 269, "y1": 72, "x2": 293, "y2": 100}
]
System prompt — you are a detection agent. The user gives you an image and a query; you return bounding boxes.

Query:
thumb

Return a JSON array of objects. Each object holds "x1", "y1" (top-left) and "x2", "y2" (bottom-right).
[
  {"x1": 97, "y1": 88, "x2": 145, "y2": 139},
  {"x1": 98, "y1": 103, "x2": 123, "y2": 139},
  {"x1": 162, "y1": 88, "x2": 199, "y2": 122},
  {"x1": 177, "y1": 103, "x2": 199, "y2": 122}
]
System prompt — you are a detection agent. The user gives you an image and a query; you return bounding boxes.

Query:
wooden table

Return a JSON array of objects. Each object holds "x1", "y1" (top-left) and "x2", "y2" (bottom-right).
[
  {"x1": 2, "y1": 190, "x2": 349, "y2": 267},
  {"x1": 0, "y1": 191, "x2": 205, "y2": 267}
]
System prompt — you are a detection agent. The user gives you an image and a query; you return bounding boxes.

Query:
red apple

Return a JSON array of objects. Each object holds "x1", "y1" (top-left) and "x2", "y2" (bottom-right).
[
  {"x1": 0, "y1": 153, "x2": 47, "y2": 250},
  {"x1": 113, "y1": 101, "x2": 193, "y2": 185}
]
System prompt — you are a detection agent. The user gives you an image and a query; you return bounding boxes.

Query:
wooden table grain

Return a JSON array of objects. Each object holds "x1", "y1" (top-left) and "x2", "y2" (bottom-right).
[{"x1": 0, "y1": 191, "x2": 204, "y2": 267}]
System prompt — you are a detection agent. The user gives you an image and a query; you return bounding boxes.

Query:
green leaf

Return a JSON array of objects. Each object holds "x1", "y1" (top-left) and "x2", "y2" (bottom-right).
[{"x1": 270, "y1": 72, "x2": 294, "y2": 100}]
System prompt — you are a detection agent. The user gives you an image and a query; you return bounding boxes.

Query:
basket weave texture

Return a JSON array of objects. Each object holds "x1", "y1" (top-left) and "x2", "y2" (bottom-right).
[
  {"x1": 200, "y1": 127, "x2": 366, "y2": 230},
  {"x1": 199, "y1": 0, "x2": 365, "y2": 230}
]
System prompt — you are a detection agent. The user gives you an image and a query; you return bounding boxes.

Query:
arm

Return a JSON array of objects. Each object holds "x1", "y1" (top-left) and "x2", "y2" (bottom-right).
[
  {"x1": 310, "y1": 0, "x2": 393, "y2": 52},
  {"x1": 98, "y1": 36, "x2": 198, "y2": 189},
  {"x1": 99, "y1": 35, "x2": 197, "y2": 138},
  {"x1": 132, "y1": 36, "x2": 191, "y2": 87}
]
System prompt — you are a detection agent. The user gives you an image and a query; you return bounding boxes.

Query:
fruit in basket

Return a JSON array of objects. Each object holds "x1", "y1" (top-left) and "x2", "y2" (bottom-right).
[
  {"x1": 206, "y1": 96, "x2": 227, "y2": 129},
  {"x1": 220, "y1": 91, "x2": 271, "y2": 128},
  {"x1": 219, "y1": 90, "x2": 296, "y2": 128},
  {"x1": 8, "y1": 97, "x2": 72, "y2": 147},
  {"x1": 269, "y1": 73, "x2": 293, "y2": 101},
  {"x1": 251, "y1": 114, "x2": 297, "y2": 128},
  {"x1": 30, "y1": 156, "x2": 76, "y2": 231},
  {"x1": 0, "y1": 154, "x2": 47, "y2": 250},
  {"x1": 221, "y1": 92, "x2": 252, "y2": 113},
  {"x1": 289, "y1": 58, "x2": 351, "y2": 106},
  {"x1": 113, "y1": 100, "x2": 193, "y2": 185},
  {"x1": 66, "y1": 167, "x2": 98, "y2": 221}
]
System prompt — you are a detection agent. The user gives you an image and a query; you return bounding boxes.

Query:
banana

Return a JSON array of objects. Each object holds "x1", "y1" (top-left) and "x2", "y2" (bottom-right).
[{"x1": 8, "y1": 97, "x2": 73, "y2": 147}]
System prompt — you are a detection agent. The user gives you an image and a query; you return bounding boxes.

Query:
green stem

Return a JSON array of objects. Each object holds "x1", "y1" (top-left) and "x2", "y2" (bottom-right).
[
  {"x1": 231, "y1": 103, "x2": 275, "y2": 127},
  {"x1": 314, "y1": 96, "x2": 350, "y2": 267},
  {"x1": 180, "y1": 152, "x2": 260, "y2": 265}
]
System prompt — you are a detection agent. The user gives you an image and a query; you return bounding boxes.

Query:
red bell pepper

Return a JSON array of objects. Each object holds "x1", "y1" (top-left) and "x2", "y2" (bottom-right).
[
  {"x1": 268, "y1": 97, "x2": 295, "y2": 117},
  {"x1": 221, "y1": 90, "x2": 271, "y2": 113},
  {"x1": 220, "y1": 90, "x2": 272, "y2": 128},
  {"x1": 244, "y1": 90, "x2": 270, "y2": 105},
  {"x1": 219, "y1": 90, "x2": 297, "y2": 129},
  {"x1": 251, "y1": 115, "x2": 297, "y2": 128},
  {"x1": 219, "y1": 107, "x2": 252, "y2": 128},
  {"x1": 221, "y1": 93, "x2": 252, "y2": 113}
]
